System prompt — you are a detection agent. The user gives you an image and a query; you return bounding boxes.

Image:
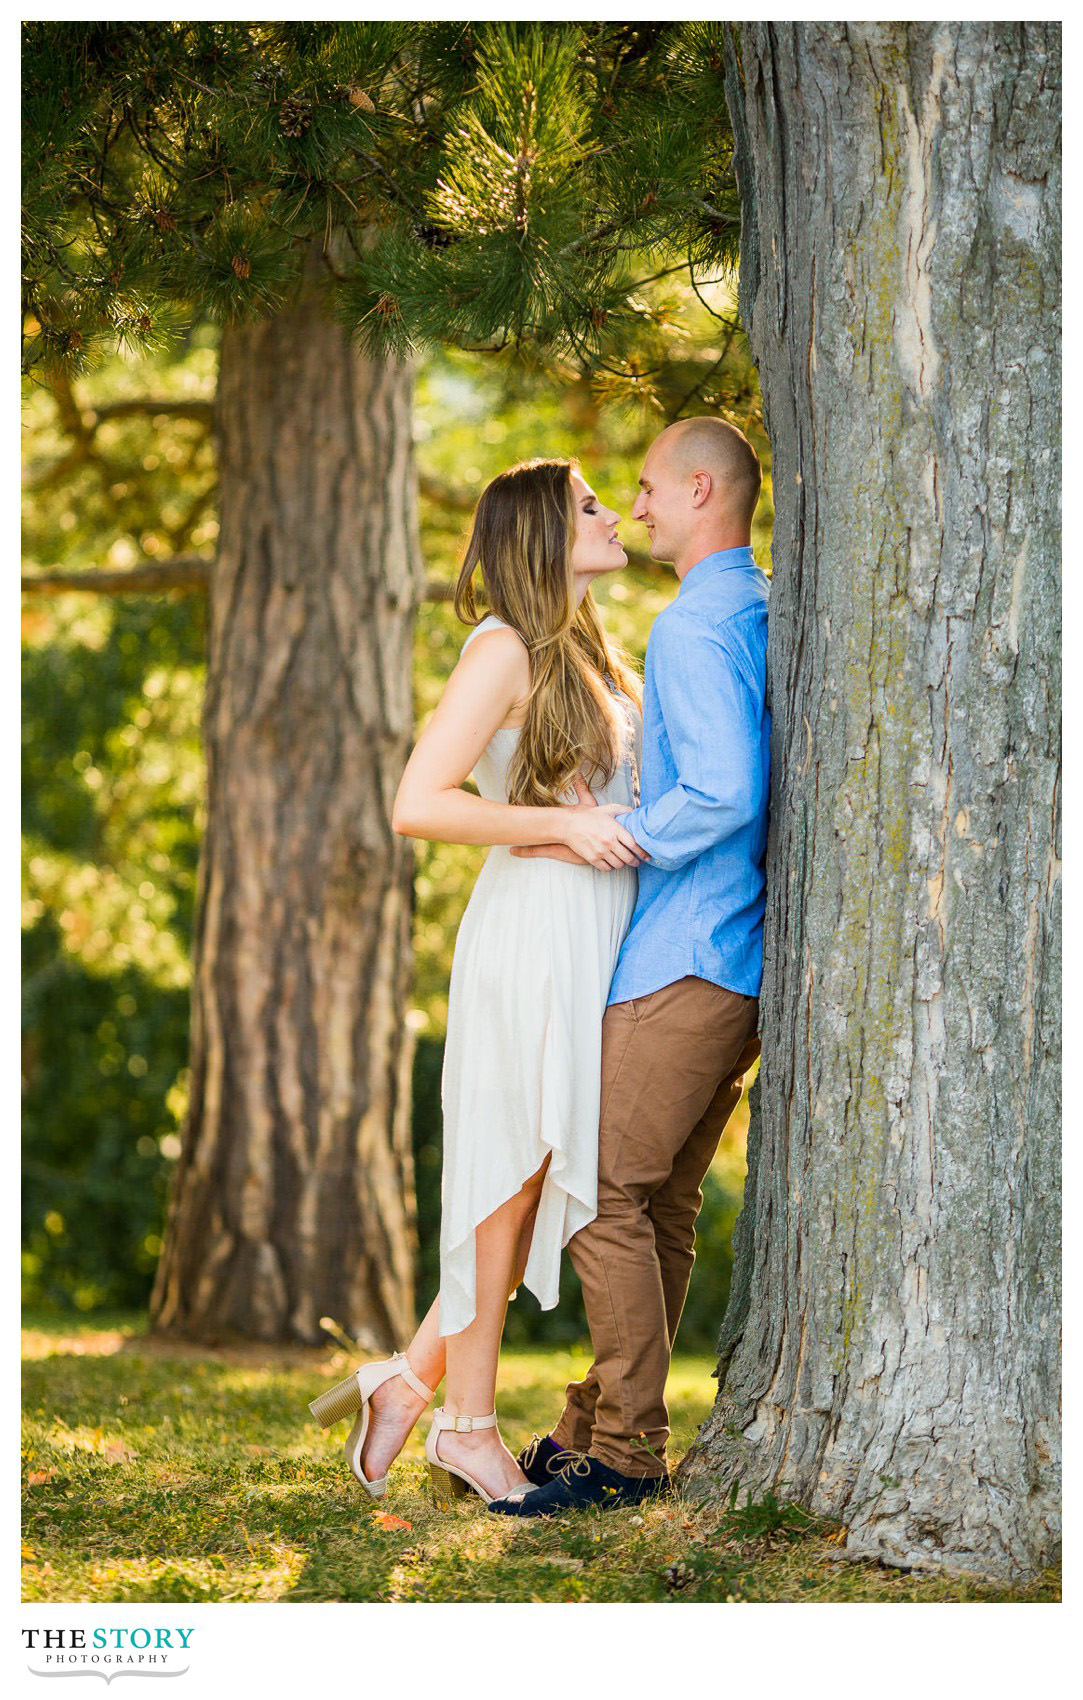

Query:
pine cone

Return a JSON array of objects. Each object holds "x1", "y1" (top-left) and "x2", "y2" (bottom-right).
[
  {"x1": 254, "y1": 58, "x2": 286, "y2": 89},
  {"x1": 231, "y1": 254, "x2": 251, "y2": 281},
  {"x1": 278, "y1": 96, "x2": 312, "y2": 138},
  {"x1": 414, "y1": 223, "x2": 456, "y2": 250},
  {"x1": 347, "y1": 87, "x2": 375, "y2": 113}
]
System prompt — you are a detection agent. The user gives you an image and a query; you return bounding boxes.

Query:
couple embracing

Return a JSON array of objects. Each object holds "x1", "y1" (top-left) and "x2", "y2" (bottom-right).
[{"x1": 309, "y1": 416, "x2": 770, "y2": 1518}]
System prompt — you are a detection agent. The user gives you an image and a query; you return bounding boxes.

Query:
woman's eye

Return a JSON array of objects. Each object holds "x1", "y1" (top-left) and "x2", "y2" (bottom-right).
[{"x1": 584, "y1": 505, "x2": 597, "y2": 514}]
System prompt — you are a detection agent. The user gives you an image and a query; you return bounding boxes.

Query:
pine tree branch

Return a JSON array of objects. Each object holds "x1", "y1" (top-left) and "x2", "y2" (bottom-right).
[
  {"x1": 418, "y1": 473, "x2": 473, "y2": 512},
  {"x1": 92, "y1": 399, "x2": 215, "y2": 426},
  {"x1": 25, "y1": 373, "x2": 215, "y2": 506},
  {"x1": 687, "y1": 256, "x2": 735, "y2": 323},
  {"x1": 48, "y1": 368, "x2": 91, "y2": 440},
  {"x1": 22, "y1": 559, "x2": 214, "y2": 596},
  {"x1": 165, "y1": 484, "x2": 218, "y2": 553},
  {"x1": 630, "y1": 261, "x2": 695, "y2": 290},
  {"x1": 666, "y1": 339, "x2": 734, "y2": 422},
  {"x1": 21, "y1": 558, "x2": 458, "y2": 602},
  {"x1": 556, "y1": 218, "x2": 622, "y2": 261}
]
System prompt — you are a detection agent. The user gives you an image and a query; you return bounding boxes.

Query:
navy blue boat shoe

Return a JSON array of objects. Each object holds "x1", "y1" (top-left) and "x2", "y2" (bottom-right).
[
  {"x1": 489, "y1": 1453, "x2": 669, "y2": 1517},
  {"x1": 516, "y1": 1434, "x2": 576, "y2": 1487}
]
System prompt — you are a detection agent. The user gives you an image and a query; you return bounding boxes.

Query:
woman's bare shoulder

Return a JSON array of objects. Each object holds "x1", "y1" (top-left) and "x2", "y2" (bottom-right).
[
  {"x1": 454, "y1": 622, "x2": 531, "y2": 726},
  {"x1": 458, "y1": 621, "x2": 530, "y2": 674}
]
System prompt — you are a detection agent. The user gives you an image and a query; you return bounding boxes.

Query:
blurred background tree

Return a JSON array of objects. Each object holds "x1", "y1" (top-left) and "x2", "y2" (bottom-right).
[{"x1": 22, "y1": 19, "x2": 770, "y2": 1348}]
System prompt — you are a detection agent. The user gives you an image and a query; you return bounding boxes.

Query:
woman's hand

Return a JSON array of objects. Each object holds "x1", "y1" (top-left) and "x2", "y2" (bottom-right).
[{"x1": 551, "y1": 774, "x2": 648, "y2": 871}]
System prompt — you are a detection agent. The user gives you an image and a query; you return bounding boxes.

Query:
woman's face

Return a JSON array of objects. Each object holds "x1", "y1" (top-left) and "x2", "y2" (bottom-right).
[{"x1": 568, "y1": 471, "x2": 626, "y2": 590}]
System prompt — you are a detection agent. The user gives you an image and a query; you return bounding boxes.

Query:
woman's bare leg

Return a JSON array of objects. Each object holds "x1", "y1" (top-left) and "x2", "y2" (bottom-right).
[
  {"x1": 360, "y1": 1164, "x2": 547, "y2": 1486},
  {"x1": 436, "y1": 1168, "x2": 549, "y2": 1497}
]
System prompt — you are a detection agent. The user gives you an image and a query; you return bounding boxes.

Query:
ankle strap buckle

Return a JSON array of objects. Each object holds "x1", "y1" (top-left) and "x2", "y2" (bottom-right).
[{"x1": 452, "y1": 1415, "x2": 474, "y2": 1433}]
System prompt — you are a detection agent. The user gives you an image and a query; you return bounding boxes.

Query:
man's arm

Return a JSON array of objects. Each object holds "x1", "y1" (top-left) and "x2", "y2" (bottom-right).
[
  {"x1": 511, "y1": 775, "x2": 647, "y2": 866},
  {"x1": 618, "y1": 609, "x2": 766, "y2": 873}
]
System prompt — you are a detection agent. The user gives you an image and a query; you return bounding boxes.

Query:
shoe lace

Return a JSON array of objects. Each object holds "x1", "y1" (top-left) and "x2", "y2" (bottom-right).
[
  {"x1": 520, "y1": 1435, "x2": 543, "y2": 1470},
  {"x1": 560, "y1": 1451, "x2": 593, "y2": 1480}
]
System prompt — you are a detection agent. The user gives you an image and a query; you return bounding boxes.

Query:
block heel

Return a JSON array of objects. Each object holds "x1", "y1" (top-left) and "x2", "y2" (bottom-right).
[
  {"x1": 425, "y1": 1408, "x2": 500, "y2": 1508},
  {"x1": 307, "y1": 1351, "x2": 436, "y2": 1499},
  {"x1": 428, "y1": 1462, "x2": 479, "y2": 1508},
  {"x1": 308, "y1": 1375, "x2": 363, "y2": 1429}
]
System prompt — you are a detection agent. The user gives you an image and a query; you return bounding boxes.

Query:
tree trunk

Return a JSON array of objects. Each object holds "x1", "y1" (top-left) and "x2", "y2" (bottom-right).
[
  {"x1": 152, "y1": 250, "x2": 423, "y2": 1347},
  {"x1": 680, "y1": 22, "x2": 1060, "y2": 1583}
]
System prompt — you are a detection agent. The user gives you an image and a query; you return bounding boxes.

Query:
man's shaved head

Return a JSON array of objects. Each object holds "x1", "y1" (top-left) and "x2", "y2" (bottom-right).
[
  {"x1": 656, "y1": 416, "x2": 762, "y2": 527},
  {"x1": 633, "y1": 414, "x2": 763, "y2": 576}
]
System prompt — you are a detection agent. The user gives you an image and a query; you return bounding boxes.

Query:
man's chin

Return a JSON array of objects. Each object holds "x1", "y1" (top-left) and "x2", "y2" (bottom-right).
[{"x1": 647, "y1": 536, "x2": 674, "y2": 564}]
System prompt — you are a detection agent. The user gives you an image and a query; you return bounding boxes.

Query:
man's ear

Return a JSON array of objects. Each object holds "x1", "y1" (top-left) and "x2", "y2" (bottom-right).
[{"x1": 690, "y1": 471, "x2": 712, "y2": 508}]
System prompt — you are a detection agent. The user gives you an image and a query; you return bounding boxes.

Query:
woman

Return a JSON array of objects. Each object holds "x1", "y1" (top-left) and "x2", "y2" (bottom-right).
[{"x1": 309, "y1": 458, "x2": 644, "y2": 1506}]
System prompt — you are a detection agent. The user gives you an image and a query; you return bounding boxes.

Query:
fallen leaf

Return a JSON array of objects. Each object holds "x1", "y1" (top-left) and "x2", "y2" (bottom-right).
[
  {"x1": 103, "y1": 1440, "x2": 137, "y2": 1464},
  {"x1": 22, "y1": 1544, "x2": 37, "y2": 1561},
  {"x1": 26, "y1": 1470, "x2": 53, "y2": 1488},
  {"x1": 373, "y1": 1512, "x2": 412, "y2": 1532}
]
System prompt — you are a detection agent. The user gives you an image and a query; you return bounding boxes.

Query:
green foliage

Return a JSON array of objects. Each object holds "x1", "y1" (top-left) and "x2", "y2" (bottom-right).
[
  {"x1": 22, "y1": 331, "x2": 214, "y2": 1310},
  {"x1": 22, "y1": 329, "x2": 219, "y2": 572},
  {"x1": 22, "y1": 590, "x2": 204, "y2": 1310},
  {"x1": 22, "y1": 920, "x2": 190, "y2": 1312},
  {"x1": 23, "y1": 19, "x2": 740, "y2": 408},
  {"x1": 722, "y1": 1481, "x2": 822, "y2": 1542}
]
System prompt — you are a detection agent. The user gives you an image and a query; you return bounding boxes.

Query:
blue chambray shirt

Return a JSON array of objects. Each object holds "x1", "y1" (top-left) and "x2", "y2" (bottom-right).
[{"x1": 609, "y1": 546, "x2": 770, "y2": 1005}]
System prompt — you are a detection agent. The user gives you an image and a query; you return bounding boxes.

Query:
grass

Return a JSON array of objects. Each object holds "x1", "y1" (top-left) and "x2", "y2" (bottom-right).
[{"x1": 22, "y1": 1312, "x2": 1060, "y2": 1605}]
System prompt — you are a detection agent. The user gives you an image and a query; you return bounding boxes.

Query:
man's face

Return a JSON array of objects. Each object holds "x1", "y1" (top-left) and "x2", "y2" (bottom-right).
[{"x1": 630, "y1": 438, "x2": 688, "y2": 563}]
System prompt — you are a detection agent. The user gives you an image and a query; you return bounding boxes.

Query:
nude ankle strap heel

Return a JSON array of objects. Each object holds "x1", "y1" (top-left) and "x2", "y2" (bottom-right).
[
  {"x1": 426, "y1": 1408, "x2": 499, "y2": 1508},
  {"x1": 308, "y1": 1352, "x2": 437, "y2": 1500},
  {"x1": 309, "y1": 1352, "x2": 435, "y2": 1428}
]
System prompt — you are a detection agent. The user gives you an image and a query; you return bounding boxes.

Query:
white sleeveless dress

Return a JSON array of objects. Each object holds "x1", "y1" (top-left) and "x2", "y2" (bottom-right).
[{"x1": 438, "y1": 614, "x2": 641, "y2": 1338}]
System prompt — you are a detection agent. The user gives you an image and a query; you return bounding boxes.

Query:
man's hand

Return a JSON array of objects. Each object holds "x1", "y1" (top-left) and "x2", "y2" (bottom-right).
[
  {"x1": 511, "y1": 842, "x2": 591, "y2": 865},
  {"x1": 511, "y1": 773, "x2": 648, "y2": 869}
]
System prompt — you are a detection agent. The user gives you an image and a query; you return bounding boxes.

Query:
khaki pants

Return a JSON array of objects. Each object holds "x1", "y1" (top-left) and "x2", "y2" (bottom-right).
[{"x1": 551, "y1": 977, "x2": 760, "y2": 1478}]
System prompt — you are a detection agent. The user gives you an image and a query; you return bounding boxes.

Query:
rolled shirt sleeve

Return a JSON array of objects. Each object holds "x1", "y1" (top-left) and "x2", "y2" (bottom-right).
[{"x1": 618, "y1": 609, "x2": 765, "y2": 872}]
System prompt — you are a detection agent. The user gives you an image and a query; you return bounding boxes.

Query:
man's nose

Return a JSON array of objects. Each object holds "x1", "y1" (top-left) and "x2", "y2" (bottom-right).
[{"x1": 631, "y1": 493, "x2": 646, "y2": 520}]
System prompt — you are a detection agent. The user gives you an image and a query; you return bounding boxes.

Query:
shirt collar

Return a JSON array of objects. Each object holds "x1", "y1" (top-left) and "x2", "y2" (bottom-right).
[{"x1": 678, "y1": 545, "x2": 756, "y2": 596}]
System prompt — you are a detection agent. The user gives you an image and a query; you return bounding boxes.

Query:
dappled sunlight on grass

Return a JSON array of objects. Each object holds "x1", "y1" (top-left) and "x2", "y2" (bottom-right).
[{"x1": 23, "y1": 1315, "x2": 1060, "y2": 1605}]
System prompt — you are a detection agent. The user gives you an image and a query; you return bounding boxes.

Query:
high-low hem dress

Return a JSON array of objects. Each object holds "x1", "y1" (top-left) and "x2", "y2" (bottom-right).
[{"x1": 437, "y1": 614, "x2": 641, "y2": 1339}]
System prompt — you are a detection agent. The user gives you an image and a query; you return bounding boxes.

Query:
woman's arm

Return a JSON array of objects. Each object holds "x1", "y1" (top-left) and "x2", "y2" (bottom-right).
[{"x1": 392, "y1": 627, "x2": 645, "y2": 870}]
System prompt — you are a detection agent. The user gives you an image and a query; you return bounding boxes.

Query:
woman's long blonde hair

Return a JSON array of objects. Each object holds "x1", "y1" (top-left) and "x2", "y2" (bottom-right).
[{"x1": 454, "y1": 458, "x2": 642, "y2": 808}]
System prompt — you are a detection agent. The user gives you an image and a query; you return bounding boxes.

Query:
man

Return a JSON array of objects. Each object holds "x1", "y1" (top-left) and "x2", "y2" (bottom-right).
[{"x1": 490, "y1": 415, "x2": 770, "y2": 1517}]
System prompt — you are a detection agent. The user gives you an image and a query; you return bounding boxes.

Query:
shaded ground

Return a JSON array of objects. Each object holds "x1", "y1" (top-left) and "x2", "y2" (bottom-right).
[{"x1": 22, "y1": 1313, "x2": 1060, "y2": 1604}]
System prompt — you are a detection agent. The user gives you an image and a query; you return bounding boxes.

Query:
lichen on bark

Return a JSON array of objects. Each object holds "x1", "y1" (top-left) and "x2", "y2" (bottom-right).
[{"x1": 680, "y1": 21, "x2": 1060, "y2": 1584}]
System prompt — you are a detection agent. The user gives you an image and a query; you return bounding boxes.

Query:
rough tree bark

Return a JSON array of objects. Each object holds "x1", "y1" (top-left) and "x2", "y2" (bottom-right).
[
  {"x1": 152, "y1": 249, "x2": 423, "y2": 1346},
  {"x1": 679, "y1": 22, "x2": 1060, "y2": 1583}
]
